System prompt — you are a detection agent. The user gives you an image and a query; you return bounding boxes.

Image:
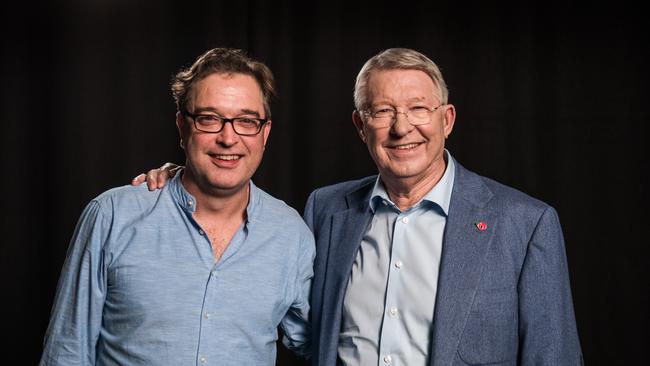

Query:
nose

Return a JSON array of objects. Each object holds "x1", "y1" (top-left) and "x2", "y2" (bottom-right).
[
  {"x1": 390, "y1": 111, "x2": 414, "y2": 137},
  {"x1": 216, "y1": 121, "x2": 239, "y2": 146}
]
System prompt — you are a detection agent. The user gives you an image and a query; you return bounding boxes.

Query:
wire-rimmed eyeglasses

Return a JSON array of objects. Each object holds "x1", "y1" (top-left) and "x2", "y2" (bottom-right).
[{"x1": 360, "y1": 105, "x2": 443, "y2": 128}]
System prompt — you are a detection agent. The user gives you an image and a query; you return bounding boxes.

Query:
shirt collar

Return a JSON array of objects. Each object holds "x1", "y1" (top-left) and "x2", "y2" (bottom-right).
[
  {"x1": 169, "y1": 171, "x2": 260, "y2": 224},
  {"x1": 369, "y1": 149, "x2": 456, "y2": 216}
]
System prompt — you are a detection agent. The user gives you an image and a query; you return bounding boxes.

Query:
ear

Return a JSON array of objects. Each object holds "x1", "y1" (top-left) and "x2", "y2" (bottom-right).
[
  {"x1": 441, "y1": 104, "x2": 456, "y2": 139},
  {"x1": 352, "y1": 110, "x2": 367, "y2": 143},
  {"x1": 176, "y1": 111, "x2": 186, "y2": 148},
  {"x1": 262, "y1": 120, "x2": 272, "y2": 147}
]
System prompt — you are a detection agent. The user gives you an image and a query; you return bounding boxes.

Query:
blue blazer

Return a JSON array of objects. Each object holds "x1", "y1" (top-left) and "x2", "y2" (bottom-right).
[{"x1": 303, "y1": 161, "x2": 583, "y2": 366}]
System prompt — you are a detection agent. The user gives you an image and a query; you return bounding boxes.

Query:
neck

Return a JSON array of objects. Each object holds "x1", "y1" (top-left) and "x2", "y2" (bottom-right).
[
  {"x1": 181, "y1": 175, "x2": 250, "y2": 221},
  {"x1": 382, "y1": 161, "x2": 447, "y2": 212}
]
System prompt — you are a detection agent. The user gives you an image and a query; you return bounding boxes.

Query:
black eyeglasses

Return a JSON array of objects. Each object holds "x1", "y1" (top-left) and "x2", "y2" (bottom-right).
[{"x1": 183, "y1": 111, "x2": 268, "y2": 136}]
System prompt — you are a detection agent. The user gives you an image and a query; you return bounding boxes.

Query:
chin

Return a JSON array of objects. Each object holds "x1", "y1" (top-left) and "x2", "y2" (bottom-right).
[
  {"x1": 384, "y1": 162, "x2": 425, "y2": 178},
  {"x1": 209, "y1": 179, "x2": 247, "y2": 191}
]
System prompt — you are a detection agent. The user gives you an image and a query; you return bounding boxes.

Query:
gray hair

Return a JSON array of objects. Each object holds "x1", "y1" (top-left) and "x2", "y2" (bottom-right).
[{"x1": 353, "y1": 48, "x2": 449, "y2": 111}]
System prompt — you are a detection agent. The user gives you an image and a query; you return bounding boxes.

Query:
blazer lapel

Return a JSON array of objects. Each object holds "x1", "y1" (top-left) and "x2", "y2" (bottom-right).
[
  {"x1": 318, "y1": 184, "x2": 374, "y2": 366},
  {"x1": 430, "y1": 163, "x2": 497, "y2": 366}
]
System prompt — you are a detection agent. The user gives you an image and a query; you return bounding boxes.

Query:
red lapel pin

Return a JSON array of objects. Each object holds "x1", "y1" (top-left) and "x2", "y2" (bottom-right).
[{"x1": 475, "y1": 221, "x2": 487, "y2": 231}]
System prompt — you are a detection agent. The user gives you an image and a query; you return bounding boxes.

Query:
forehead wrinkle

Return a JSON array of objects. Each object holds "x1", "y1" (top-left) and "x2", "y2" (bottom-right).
[
  {"x1": 370, "y1": 89, "x2": 435, "y2": 107},
  {"x1": 368, "y1": 71, "x2": 439, "y2": 107}
]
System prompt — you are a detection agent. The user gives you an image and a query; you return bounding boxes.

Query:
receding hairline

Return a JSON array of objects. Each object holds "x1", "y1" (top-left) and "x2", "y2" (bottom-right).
[
  {"x1": 365, "y1": 67, "x2": 444, "y2": 100},
  {"x1": 354, "y1": 48, "x2": 449, "y2": 110}
]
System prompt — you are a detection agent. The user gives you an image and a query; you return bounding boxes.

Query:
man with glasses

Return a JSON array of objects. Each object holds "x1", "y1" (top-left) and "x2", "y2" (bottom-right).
[
  {"x1": 305, "y1": 48, "x2": 581, "y2": 365},
  {"x1": 136, "y1": 48, "x2": 583, "y2": 365},
  {"x1": 40, "y1": 48, "x2": 314, "y2": 365}
]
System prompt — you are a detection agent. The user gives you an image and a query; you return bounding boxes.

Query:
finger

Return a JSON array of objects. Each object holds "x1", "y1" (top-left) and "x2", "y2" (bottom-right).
[
  {"x1": 131, "y1": 173, "x2": 146, "y2": 186},
  {"x1": 146, "y1": 169, "x2": 159, "y2": 191},
  {"x1": 161, "y1": 162, "x2": 176, "y2": 171},
  {"x1": 170, "y1": 165, "x2": 182, "y2": 177},
  {"x1": 156, "y1": 168, "x2": 169, "y2": 188}
]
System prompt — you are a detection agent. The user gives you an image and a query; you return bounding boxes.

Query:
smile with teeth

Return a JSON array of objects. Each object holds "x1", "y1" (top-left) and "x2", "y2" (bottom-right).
[
  {"x1": 392, "y1": 143, "x2": 421, "y2": 150},
  {"x1": 212, "y1": 154, "x2": 241, "y2": 161}
]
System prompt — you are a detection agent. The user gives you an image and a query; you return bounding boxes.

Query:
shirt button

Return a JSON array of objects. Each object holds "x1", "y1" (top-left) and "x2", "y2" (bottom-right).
[
  {"x1": 389, "y1": 306, "x2": 397, "y2": 316},
  {"x1": 198, "y1": 229, "x2": 205, "y2": 235},
  {"x1": 394, "y1": 260, "x2": 402, "y2": 269},
  {"x1": 204, "y1": 313, "x2": 210, "y2": 319},
  {"x1": 383, "y1": 355, "x2": 392, "y2": 364},
  {"x1": 401, "y1": 216, "x2": 409, "y2": 224},
  {"x1": 188, "y1": 200, "x2": 194, "y2": 206},
  {"x1": 199, "y1": 356, "x2": 207, "y2": 364}
]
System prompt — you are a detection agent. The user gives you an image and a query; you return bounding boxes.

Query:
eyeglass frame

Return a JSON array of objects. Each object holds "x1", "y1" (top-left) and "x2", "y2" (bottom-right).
[
  {"x1": 359, "y1": 104, "x2": 444, "y2": 128},
  {"x1": 182, "y1": 110, "x2": 269, "y2": 136}
]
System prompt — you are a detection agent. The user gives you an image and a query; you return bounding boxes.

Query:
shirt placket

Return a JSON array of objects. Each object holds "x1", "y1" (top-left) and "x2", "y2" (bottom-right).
[
  {"x1": 193, "y1": 215, "x2": 221, "y2": 366},
  {"x1": 378, "y1": 210, "x2": 410, "y2": 366},
  {"x1": 195, "y1": 261, "x2": 221, "y2": 365}
]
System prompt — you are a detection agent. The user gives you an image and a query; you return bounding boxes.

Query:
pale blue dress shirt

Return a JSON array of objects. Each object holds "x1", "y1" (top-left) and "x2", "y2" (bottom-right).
[
  {"x1": 338, "y1": 151, "x2": 455, "y2": 366},
  {"x1": 40, "y1": 173, "x2": 314, "y2": 365}
]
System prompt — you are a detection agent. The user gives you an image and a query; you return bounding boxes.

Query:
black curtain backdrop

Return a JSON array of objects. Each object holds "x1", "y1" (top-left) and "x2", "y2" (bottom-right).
[{"x1": 2, "y1": 1, "x2": 647, "y2": 365}]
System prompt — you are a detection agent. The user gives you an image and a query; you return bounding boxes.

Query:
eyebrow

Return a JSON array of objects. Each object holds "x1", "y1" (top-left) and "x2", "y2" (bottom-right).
[{"x1": 192, "y1": 107, "x2": 261, "y2": 117}]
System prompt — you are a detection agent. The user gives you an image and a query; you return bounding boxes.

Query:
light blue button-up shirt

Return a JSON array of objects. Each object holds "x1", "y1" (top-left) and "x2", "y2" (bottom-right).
[
  {"x1": 40, "y1": 173, "x2": 314, "y2": 365},
  {"x1": 338, "y1": 152, "x2": 455, "y2": 366}
]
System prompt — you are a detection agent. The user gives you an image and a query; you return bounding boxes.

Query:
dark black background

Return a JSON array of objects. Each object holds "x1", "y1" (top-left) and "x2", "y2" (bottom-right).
[{"x1": 1, "y1": 1, "x2": 647, "y2": 365}]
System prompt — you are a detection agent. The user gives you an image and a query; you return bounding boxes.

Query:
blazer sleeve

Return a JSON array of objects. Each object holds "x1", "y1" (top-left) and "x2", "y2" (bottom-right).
[{"x1": 517, "y1": 206, "x2": 583, "y2": 365}]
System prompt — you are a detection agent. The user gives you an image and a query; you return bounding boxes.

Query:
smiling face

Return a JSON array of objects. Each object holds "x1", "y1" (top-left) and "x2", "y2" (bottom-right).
[
  {"x1": 177, "y1": 72, "x2": 271, "y2": 197},
  {"x1": 353, "y1": 69, "x2": 455, "y2": 189}
]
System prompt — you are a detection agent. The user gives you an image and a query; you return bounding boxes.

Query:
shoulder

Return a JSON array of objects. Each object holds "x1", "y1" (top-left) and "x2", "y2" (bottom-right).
[
  {"x1": 457, "y1": 163, "x2": 549, "y2": 208},
  {"x1": 303, "y1": 176, "x2": 376, "y2": 232},
  {"x1": 89, "y1": 183, "x2": 167, "y2": 218},
  {"x1": 456, "y1": 164, "x2": 558, "y2": 227},
  {"x1": 93, "y1": 183, "x2": 161, "y2": 205},
  {"x1": 483, "y1": 176, "x2": 549, "y2": 212},
  {"x1": 308, "y1": 175, "x2": 376, "y2": 204},
  {"x1": 67, "y1": 184, "x2": 167, "y2": 252}
]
